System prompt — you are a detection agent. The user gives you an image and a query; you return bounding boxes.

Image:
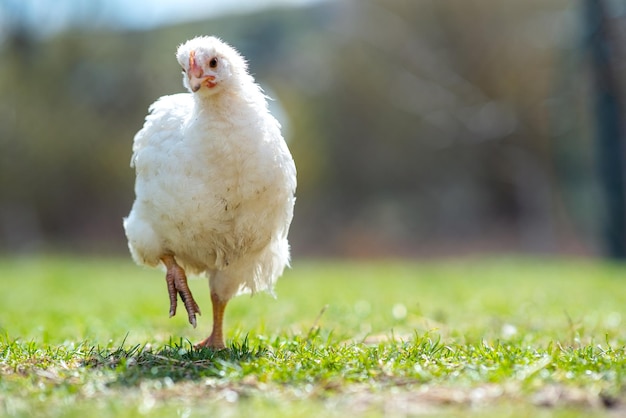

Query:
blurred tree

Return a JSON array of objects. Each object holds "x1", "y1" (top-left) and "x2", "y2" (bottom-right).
[{"x1": 0, "y1": 0, "x2": 614, "y2": 257}]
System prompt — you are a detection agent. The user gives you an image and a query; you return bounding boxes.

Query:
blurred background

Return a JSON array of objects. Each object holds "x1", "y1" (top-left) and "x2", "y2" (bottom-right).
[{"x1": 1, "y1": 0, "x2": 626, "y2": 259}]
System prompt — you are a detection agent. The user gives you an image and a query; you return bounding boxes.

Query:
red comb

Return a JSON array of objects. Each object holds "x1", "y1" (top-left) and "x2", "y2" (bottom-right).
[{"x1": 189, "y1": 50, "x2": 203, "y2": 78}]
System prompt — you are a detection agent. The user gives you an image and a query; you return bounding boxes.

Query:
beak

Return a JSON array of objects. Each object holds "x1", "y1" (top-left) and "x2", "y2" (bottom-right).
[
  {"x1": 189, "y1": 75, "x2": 217, "y2": 92},
  {"x1": 188, "y1": 50, "x2": 217, "y2": 92}
]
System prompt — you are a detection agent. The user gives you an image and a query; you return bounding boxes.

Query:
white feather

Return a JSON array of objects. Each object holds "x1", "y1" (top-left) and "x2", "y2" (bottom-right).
[{"x1": 124, "y1": 37, "x2": 296, "y2": 302}]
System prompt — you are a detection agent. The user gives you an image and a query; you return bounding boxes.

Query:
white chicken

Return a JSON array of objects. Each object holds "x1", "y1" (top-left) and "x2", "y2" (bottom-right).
[{"x1": 123, "y1": 36, "x2": 296, "y2": 349}]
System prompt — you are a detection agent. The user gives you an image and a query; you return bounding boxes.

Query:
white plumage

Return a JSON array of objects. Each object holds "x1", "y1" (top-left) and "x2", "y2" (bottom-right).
[{"x1": 123, "y1": 36, "x2": 296, "y2": 349}]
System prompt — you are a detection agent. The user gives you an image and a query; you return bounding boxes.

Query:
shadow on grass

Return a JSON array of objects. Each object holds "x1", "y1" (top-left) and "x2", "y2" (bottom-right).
[{"x1": 83, "y1": 337, "x2": 266, "y2": 386}]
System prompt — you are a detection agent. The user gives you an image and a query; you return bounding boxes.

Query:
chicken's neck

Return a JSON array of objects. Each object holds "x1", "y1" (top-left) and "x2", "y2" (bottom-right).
[{"x1": 191, "y1": 82, "x2": 266, "y2": 125}]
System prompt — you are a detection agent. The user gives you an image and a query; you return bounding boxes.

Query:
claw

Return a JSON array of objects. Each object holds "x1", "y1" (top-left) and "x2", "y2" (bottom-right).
[
  {"x1": 161, "y1": 254, "x2": 201, "y2": 328},
  {"x1": 166, "y1": 271, "x2": 178, "y2": 318},
  {"x1": 178, "y1": 289, "x2": 201, "y2": 328}
]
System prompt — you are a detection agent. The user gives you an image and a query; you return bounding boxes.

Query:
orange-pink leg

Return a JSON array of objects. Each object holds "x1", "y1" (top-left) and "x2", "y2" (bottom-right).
[
  {"x1": 161, "y1": 254, "x2": 201, "y2": 328},
  {"x1": 195, "y1": 291, "x2": 228, "y2": 350}
]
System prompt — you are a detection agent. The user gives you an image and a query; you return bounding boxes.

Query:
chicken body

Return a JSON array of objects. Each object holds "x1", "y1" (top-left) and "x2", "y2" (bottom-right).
[{"x1": 123, "y1": 37, "x2": 296, "y2": 349}]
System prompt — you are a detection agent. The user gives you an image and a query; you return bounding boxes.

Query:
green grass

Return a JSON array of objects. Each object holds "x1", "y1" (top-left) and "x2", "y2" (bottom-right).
[{"x1": 1, "y1": 256, "x2": 626, "y2": 417}]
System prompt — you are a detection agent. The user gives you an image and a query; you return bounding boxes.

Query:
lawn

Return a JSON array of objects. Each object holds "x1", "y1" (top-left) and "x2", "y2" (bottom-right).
[{"x1": 1, "y1": 256, "x2": 625, "y2": 417}]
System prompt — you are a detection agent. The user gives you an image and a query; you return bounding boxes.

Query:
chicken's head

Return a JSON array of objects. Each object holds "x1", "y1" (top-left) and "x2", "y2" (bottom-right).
[{"x1": 176, "y1": 36, "x2": 247, "y2": 96}]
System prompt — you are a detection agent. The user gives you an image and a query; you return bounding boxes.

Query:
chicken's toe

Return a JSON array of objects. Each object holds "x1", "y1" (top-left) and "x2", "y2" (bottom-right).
[
  {"x1": 178, "y1": 288, "x2": 201, "y2": 328},
  {"x1": 162, "y1": 254, "x2": 201, "y2": 327}
]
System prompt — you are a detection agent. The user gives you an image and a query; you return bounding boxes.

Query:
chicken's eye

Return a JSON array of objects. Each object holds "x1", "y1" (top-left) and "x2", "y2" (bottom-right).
[
  {"x1": 209, "y1": 57, "x2": 218, "y2": 68},
  {"x1": 181, "y1": 67, "x2": 187, "y2": 73}
]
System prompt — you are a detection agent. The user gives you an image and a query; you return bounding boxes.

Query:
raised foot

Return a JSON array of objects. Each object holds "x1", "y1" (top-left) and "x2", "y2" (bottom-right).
[{"x1": 161, "y1": 254, "x2": 201, "y2": 328}]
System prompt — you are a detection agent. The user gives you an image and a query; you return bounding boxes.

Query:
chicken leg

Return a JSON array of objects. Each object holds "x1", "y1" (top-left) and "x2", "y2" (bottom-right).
[
  {"x1": 195, "y1": 291, "x2": 227, "y2": 350},
  {"x1": 161, "y1": 254, "x2": 201, "y2": 328}
]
